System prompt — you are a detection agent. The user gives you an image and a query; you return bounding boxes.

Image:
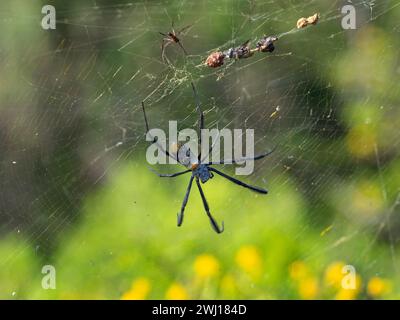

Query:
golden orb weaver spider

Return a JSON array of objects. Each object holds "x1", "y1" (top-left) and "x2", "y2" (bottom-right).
[{"x1": 141, "y1": 82, "x2": 274, "y2": 233}]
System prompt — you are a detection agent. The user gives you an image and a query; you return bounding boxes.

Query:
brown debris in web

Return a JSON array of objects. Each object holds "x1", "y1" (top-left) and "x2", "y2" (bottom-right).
[
  {"x1": 205, "y1": 36, "x2": 278, "y2": 68},
  {"x1": 205, "y1": 51, "x2": 226, "y2": 68},
  {"x1": 297, "y1": 13, "x2": 320, "y2": 29},
  {"x1": 204, "y1": 11, "x2": 320, "y2": 69}
]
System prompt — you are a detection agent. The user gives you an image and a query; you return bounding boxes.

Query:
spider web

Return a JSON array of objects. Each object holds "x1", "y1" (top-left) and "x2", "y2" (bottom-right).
[{"x1": 0, "y1": 0, "x2": 399, "y2": 298}]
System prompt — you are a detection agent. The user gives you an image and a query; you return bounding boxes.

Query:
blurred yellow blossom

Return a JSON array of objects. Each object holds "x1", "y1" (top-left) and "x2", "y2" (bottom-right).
[
  {"x1": 334, "y1": 274, "x2": 362, "y2": 300},
  {"x1": 165, "y1": 283, "x2": 189, "y2": 300},
  {"x1": 193, "y1": 254, "x2": 220, "y2": 279},
  {"x1": 298, "y1": 277, "x2": 319, "y2": 300},
  {"x1": 121, "y1": 277, "x2": 151, "y2": 300},
  {"x1": 335, "y1": 288, "x2": 358, "y2": 300},
  {"x1": 335, "y1": 289, "x2": 356, "y2": 300},
  {"x1": 289, "y1": 260, "x2": 309, "y2": 281},
  {"x1": 367, "y1": 277, "x2": 391, "y2": 298},
  {"x1": 235, "y1": 245, "x2": 262, "y2": 278},
  {"x1": 324, "y1": 261, "x2": 346, "y2": 289}
]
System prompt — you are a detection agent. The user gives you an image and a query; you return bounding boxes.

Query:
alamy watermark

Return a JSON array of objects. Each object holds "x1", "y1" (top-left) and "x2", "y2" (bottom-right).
[
  {"x1": 41, "y1": 5, "x2": 56, "y2": 30},
  {"x1": 41, "y1": 265, "x2": 56, "y2": 289},
  {"x1": 146, "y1": 121, "x2": 256, "y2": 175},
  {"x1": 40, "y1": 4, "x2": 358, "y2": 31},
  {"x1": 341, "y1": 4, "x2": 357, "y2": 30},
  {"x1": 342, "y1": 264, "x2": 357, "y2": 289}
]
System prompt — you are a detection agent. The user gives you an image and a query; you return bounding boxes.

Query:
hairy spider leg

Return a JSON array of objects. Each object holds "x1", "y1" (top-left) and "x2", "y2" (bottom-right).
[
  {"x1": 200, "y1": 128, "x2": 220, "y2": 164},
  {"x1": 190, "y1": 82, "x2": 204, "y2": 161},
  {"x1": 141, "y1": 101, "x2": 177, "y2": 162},
  {"x1": 205, "y1": 147, "x2": 276, "y2": 165},
  {"x1": 209, "y1": 167, "x2": 267, "y2": 194},
  {"x1": 177, "y1": 175, "x2": 194, "y2": 226},
  {"x1": 148, "y1": 166, "x2": 191, "y2": 178},
  {"x1": 159, "y1": 35, "x2": 173, "y2": 64},
  {"x1": 195, "y1": 177, "x2": 224, "y2": 233},
  {"x1": 176, "y1": 40, "x2": 188, "y2": 55}
]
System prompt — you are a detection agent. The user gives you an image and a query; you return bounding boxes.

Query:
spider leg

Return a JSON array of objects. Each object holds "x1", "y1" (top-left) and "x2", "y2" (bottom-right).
[
  {"x1": 177, "y1": 41, "x2": 188, "y2": 55},
  {"x1": 195, "y1": 177, "x2": 224, "y2": 234},
  {"x1": 161, "y1": 39, "x2": 173, "y2": 64},
  {"x1": 205, "y1": 148, "x2": 276, "y2": 165},
  {"x1": 200, "y1": 126, "x2": 220, "y2": 163},
  {"x1": 209, "y1": 167, "x2": 268, "y2": 194},
  {"x1": 240, "y1": 39, "x2": 251, "y2": 48},
  {"x1": 177, "y1": 175, "x2": 194, "y2": 226},
  {"x1": 190, "y1": 82, "x2": 204, "y2": 160},
  {"x1": 176, "y1": 24, "x2": 194, "y2": 56},
  {"x1": 141, "y1": 101, "x2": 177, "y2": 162},
  {"x1": 148, "y1": 167, "x2": 191, "y2": 178},
  {"x1": 177, "y1": 24, "x2": 193, "y2": 36}
]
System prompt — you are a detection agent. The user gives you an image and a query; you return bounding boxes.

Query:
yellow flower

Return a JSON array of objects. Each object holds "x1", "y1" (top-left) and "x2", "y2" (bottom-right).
[
  {"x1": 367, "y1": 277, "x2": 391, "y2": 298},
  {"x1": 324, "y1": 261, "x2": 346, "y2": 289},
  {"x1": 289, "y1": 260, "x2": 309, "y2": 281},
  {"x1": 335, "y1": 289, "x2": 356, "y2": 300},
  {"x1": 334, "y1": 275, "x2": 362, "y2": 300},
  {"x1": 165, "y1": 283, "x2": 189, "y2": 300},
  {"x1": 121, "y1": 277, "x2": 151, "y2": 300},
  {"x1": 298, "y1": 277, "x2": 319, "y2": 300},
  {"x1": 235, "y1": 245, "x2": 262, "y2": 278},
  {"x1": 193, "y1": 254, "x2": 220, "y2": 278}
]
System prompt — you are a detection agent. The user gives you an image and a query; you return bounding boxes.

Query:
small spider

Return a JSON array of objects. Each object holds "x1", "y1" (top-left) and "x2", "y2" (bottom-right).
[
  {"x1": 141, "y1": 82, "x2": 274, "y2": 233},
  {"x1": 159, "y1": 22, "x2": 191, "y2": 63}
]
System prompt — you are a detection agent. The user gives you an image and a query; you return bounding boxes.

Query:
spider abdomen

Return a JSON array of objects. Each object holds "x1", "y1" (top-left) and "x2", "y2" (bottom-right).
[{"x1": 193, "y1": 164, "x2": 213, "y2": 183}]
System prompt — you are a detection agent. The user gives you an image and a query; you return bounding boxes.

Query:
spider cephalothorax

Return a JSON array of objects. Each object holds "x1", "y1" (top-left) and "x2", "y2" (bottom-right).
[{"x1": 142, "y1": 82, "x2": 273, "y2": 233}]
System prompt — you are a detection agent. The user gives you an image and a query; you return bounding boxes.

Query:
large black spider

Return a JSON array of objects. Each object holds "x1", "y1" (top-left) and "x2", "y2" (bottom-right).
[{"x1": 141, "y1": 82, "x2": 274, "y2": 233}]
